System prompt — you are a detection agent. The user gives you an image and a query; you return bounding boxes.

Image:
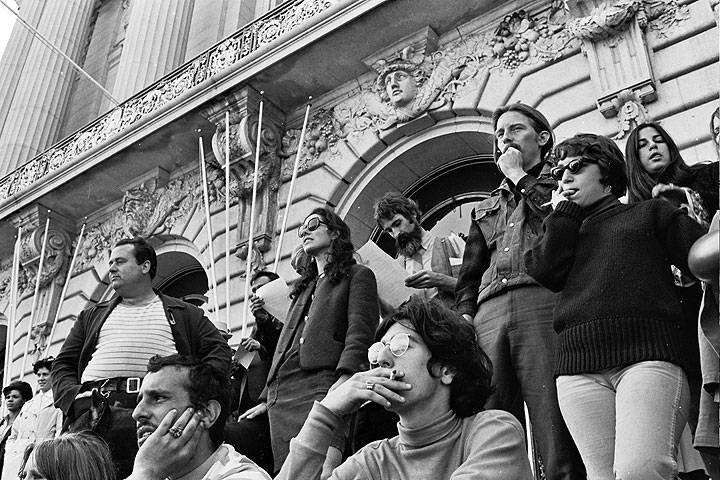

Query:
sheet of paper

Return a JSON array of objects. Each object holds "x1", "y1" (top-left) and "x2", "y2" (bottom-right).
[
  {"x1": 356, "y1": 241, "x2": 415, "y2": 308},
  {"x1": 256, "y1": 277, "x2": 291, "y2": 323},
  {"x1": 232, "y1": 344, "x2": 256, "y2": 370}
]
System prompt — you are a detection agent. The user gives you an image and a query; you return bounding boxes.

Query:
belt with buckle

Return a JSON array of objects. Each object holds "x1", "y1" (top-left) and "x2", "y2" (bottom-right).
[{"x1": 92, "y1": 377, "x2": 142, "y2": 394}]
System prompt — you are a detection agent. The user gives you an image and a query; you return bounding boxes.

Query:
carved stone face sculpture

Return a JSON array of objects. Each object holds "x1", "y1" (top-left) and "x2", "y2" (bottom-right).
[{"x1": 384, "y1": 69, "x2": 418, "y2": 108}]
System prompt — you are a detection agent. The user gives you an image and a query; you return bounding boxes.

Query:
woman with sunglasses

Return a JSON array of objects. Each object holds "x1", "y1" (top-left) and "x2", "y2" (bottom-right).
[
  {"x1": 525, "y1": 133, "x2": 707, "y2": 479},
  {"x1": 241, "y1": 207, "x2": 379, "y2": 475}
]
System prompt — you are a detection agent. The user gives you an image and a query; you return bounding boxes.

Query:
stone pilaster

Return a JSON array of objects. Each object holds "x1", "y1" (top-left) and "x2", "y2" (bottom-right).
[
  {"x1": 112, "y1": 0, "x2": 194, "y2": 101},
  {"x1": 0, "y1": 0, "x2": 96, "y2": 176},
  {"x1": 0, "y1": 0, "x2": 45, "y2": 144}
]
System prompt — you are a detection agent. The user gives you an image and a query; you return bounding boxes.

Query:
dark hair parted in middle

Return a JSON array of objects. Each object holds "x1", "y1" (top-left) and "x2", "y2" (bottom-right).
[
  {"x1": 625, "y1": 122, "x2": 704, "y2": 203},
  {"x1": 291, "y1": 207, "x2": 356, "y2": 298},
  {"x1": 377, "y1": 296, "x2": 493, "y2": 418},
  {"x1": 146, "y1": 354, "x2": 230, "y2": 448},
  {"x1": 373, "y1": 192, "x2": 422, "y2": 226},
  {"x1": 554, "y1": 133, "x2": 628, "y2": 198}
]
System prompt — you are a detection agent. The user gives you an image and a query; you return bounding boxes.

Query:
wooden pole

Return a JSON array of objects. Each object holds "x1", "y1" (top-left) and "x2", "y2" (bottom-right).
[
  {"x1": 44, "y1": 221, "x2": 86, "y2": 359},
  {"x1": 199, "y1": 137, "x2": 221, "y2": 327},
  {"x1": 20, "y1": 216, "x2": 50, "y2": 380},
  {"x1": 241, "y1": 94, "x2": 264, "y2": 339},
  {"x1": 273, "y1": 99, "x2": 311, "y2": 272}
]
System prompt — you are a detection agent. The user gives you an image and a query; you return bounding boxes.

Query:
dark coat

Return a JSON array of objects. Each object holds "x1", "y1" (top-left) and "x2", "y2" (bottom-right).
[
  {"x1": 52, "y1": 292, "x2": 232, "y2": 415},
  {"x1": 265, "y1": 264, "x2": 379, "y2": 385}
]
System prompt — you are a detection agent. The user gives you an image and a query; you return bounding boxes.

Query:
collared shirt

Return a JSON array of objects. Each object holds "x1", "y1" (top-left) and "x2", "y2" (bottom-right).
[
  {"x1": 396, "y1": 229, "x2": 438, "y2": 300},
  {"x1": 455, "y1": 163, "x2": 556, "y2": 316},
  {"x1": 174, "y1": 443, "x2": 271, "y2": 480}
]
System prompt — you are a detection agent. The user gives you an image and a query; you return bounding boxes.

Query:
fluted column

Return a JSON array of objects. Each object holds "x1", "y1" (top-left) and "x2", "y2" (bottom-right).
[
  {"x1": 112, "y1": 0, "x2": 194, "y2": 101},
  {"x1": 0, "y1": 0, "x2": 46, "y2": 142},
  {"x1": 0, "y1": 0, "x2": 96, "y2": 177}
]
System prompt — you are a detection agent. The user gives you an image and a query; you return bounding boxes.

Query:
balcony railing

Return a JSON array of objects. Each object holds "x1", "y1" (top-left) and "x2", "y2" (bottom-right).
[{"x1": 0, "y1": 0, "x2": 339, "y2": 203}]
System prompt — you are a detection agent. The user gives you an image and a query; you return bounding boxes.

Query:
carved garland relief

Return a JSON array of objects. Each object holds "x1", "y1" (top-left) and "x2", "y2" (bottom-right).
[{"x1": 279, "y1": 0, "x2": 689, "y2": 167}]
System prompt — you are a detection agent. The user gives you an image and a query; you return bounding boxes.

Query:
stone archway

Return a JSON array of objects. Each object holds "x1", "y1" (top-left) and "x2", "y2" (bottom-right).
[{"x1": 334, "y1": 115, "x2": 500, "y2": 249}]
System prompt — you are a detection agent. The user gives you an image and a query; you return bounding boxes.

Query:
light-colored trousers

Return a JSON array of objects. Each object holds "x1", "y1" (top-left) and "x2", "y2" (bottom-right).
[{"x1": 556, "y1": 360, "x2": 690, "y2": 480}]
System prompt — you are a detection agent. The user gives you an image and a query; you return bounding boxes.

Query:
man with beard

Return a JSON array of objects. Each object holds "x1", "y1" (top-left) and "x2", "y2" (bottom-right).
[
  {"x1": 454, "y1": 103, "x2": 585, "y2": 479},
  {"x1": 126, "y1": 354, "x2": 270, "y2": 480},
  {"x1": 374, "y1": 192, "x2": 463, "y2": 309}
]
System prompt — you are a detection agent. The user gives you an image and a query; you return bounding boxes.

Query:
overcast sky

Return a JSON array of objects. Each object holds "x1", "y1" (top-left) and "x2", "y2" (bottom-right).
[{"x1": 0, "y1": 0, "x2": 18, "y2": 59}]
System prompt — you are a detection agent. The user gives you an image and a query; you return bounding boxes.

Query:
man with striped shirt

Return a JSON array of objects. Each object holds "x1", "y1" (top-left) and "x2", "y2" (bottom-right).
[{"x1": 52, "y1": 237, "x2": 232, "y2": 477}]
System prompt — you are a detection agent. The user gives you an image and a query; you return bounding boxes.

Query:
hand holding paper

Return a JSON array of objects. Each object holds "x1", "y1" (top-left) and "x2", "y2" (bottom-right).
[
  {"x1": 357, "y1": 241, "x2": 415, "y2": 309},
  {"x1": 255, "y1": 277, "x2": 291, "y2": 323}
]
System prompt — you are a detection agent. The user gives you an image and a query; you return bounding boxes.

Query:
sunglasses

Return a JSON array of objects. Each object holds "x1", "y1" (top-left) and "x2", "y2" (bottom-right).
[
  {"x1": 368, "y1": 332, "x2": 410, "y2": 365},
  {"x1": 550, "y1": 158, "x2": 596, "y2": 181},
  {"x1": 297, "y1": 217, "x2": 327, "y2": 237}
]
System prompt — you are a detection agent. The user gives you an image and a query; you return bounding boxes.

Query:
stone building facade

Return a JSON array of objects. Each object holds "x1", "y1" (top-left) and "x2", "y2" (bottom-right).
[{"x1": 0, "y1": 0, "x2": 717, "y2": 387}]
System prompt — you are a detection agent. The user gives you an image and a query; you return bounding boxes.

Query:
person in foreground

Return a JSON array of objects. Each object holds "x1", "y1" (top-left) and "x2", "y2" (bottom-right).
[
  {"x1": 524, "y1": 133, "x2": 707, "y2": 479},
  {"x1": 126, "y1": 354, "x2": 271, "y2": 480},
  {"x1": 276, "y1": 296, "x2": 533, "y2": 480},
  {"x1": 21, "y1": 432, "x2": 116, "y2": 480}
]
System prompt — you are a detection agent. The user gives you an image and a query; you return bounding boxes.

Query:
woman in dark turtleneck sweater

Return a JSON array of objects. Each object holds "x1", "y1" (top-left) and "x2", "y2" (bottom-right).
[{"x1": 524, "y1": 133, "x2": 706, "y2": 480}]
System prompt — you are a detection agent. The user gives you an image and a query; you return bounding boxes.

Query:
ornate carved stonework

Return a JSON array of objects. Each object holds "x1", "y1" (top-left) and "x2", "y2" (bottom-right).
[
  {"x1": 203, "y1": 88, "x2": 284, "y2": 278},
  {"x1": 75, "y1": 170, "x2": 200, "y2": 273},
  {"x1": 0, "y1": 0, "x2": 340, "y2": 203},
  {"x1": 612, "y1": 89, "x2": 650, "y2": 139},
  {"x1": 566, "y1": 0, "x2": 690, "y2": 40},
  {"x1": 565, "y1": 0, "x2": 688, "y2": 136}
]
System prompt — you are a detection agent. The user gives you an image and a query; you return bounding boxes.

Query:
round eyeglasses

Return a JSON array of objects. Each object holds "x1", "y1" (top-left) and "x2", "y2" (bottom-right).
[
  {"x1": 367, "y1": 332, "x2": 410, "y2": 365},
  {"x1": 550, "y1": 158, "x2": 597, "y2": 181},
  {"x1": 297, "y1": 217, "x2": 327, "y2": 237}
]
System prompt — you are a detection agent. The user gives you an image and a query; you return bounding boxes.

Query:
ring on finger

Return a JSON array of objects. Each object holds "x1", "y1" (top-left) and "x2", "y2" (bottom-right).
[
  {"x1": 364, "y1": 382, "x2": 375, "y2": 391},
  {"x1": 169, "y1": 426, "x2": 183, "y2": 438}
]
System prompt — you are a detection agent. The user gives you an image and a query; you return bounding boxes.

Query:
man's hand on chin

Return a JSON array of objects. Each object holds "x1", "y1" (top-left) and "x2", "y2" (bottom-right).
[
  {"x1": 126, "y1": 408, "x2": 202, "y2": 480},
  {"x1": 497, "y1": 147, "x2": 527, "y2": 184}
]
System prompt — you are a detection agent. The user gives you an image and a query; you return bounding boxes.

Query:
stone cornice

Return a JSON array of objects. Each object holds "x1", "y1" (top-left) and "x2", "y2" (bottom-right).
[{"x1": 0, "y1": 0, "x2": 387, "y2": 220}]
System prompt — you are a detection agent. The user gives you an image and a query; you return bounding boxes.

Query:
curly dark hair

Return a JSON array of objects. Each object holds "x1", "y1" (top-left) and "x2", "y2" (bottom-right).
[
  {"x1": 624, "y1": 122, "x2": 709, "y2": 203},
  {"x1": 373, "y1": 192, "x2": 422, "y2": 226},
  {"x1": 290, "y1": 207, "x2": 356, "y2": 298},
  {"x1": 2, "y1": 380, "x2": 33, "y2": 401},
  {"x1": 554, "y1": 133, "x2": 628, "y2": 198},
  {"x1": 33, "y1": 357, "x2": 54, "y2": 374},
  {"x1": 377, "y1": 296, "x2": 493, "y2": 418},
  {"x1": 146, "y1": 355, "x2": 230, "y2": 448}
]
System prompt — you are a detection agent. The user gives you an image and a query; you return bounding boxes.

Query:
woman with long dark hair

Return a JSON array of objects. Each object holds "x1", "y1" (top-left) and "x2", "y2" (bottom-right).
[
  {"x1": 625, "y1": 122, "x2": 718, "y2": 218},
  {"x1": 241, "y1": 207, "x2": 379, "y2": 474},
  {"x1": 625, "y1": 123, "x2": 719, "y2": 474}
]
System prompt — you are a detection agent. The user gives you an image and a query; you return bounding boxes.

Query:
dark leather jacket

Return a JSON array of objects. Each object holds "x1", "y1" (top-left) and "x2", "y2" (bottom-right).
[
  {"x1": 52, "y1": 292, "x2": 232, "y2": 414},
  {"x1": 456, "y1": 164, "x2": 556, "y2": 317}
]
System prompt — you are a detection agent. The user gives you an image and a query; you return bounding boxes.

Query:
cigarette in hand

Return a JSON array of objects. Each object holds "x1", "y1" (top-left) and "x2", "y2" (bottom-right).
[{"x1": 542, "y1": 201, "x2": 552, "y2": 207}]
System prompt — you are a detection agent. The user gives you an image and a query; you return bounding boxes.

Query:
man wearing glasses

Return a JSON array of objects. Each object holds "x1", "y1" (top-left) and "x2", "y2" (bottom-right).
[
  {"x1": 454, "y1": 103, "x2": 584, "y2": 479},
  {"x1": 276, "y1": 296, "x2": 533, "y2": 479}
]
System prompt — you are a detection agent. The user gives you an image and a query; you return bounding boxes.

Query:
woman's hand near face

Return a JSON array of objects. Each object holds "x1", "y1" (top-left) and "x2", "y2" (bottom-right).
[
  {"x1": 319, "y1": 368, "x2": 412, "y2": 417},
  {"x1": 550, "y1": 186, "x2": 569, "y2": 209}
]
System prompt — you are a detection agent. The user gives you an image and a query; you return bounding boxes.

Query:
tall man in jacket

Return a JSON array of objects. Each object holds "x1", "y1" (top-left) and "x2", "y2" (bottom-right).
[
  {"x1": 52, "y1": 237, "x2": 232, "y2": 478},
  {"x1": 454, "y1": 103, "x2": 584, "y2": 479}
]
